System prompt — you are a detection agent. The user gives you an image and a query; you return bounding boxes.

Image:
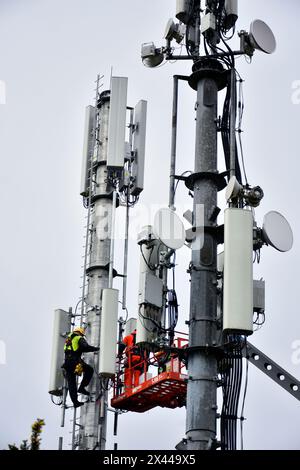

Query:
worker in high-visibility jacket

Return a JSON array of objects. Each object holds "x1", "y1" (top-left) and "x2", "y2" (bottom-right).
[
  {"x1": 120, "y1": 329, "x2": 143, "y2": 391},
  {"x1": 63, "y1": 326, "x2": 99, "y2": 408}
]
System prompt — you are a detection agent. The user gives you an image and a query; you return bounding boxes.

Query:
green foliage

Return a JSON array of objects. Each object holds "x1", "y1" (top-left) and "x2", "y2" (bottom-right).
[
  {"x1": 30, "y1": 419, "x2": 45, "y2": 450},
  {"x1": 8, "y1": 419, "x2": 45, "y2": 450}
]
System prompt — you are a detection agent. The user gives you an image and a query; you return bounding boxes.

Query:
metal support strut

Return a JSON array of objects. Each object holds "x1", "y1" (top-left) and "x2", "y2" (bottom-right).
[{"x1": 245, "y1": 342, "x2": 300, "y2": 401}]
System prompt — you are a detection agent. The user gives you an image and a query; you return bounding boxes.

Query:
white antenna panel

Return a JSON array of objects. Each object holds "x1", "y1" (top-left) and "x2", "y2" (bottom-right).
[
  {"x1": 131, "y1": 100, "x2": 147, "y2": 195},
  {"x1": 99, "y1": 288, "x2": 119, "y2": 377},
  {"x1": 223, "y1": 209, "x2": 254, "y2": 335},
  {"x1": 49, "y1": 309, "x2": 71, "y2": 395},
  {"x1": 80, "y1": 105, "x2": 95, "y2": 196},
  {"x1": 136, "y1": 228, "x2": 162, "y2": 346},
  {"x1": 107, "y1": 77, "x2": 128, "y2": 169}
]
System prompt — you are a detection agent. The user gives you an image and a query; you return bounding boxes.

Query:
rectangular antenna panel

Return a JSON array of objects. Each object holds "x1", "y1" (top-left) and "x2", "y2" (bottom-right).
[
  {"x1": 80, "y1": 105, "x2": 95, "y2": 196},
  {"x1": 223, "y1": 208, "x2": 253, "y2": 335},
  {"x1": 49, "y1": 309, "x2": 71, "y2": 395},
  {"x1": 107, "y1": 77, "x2": 128, "y2": 169},
  {"x1": 131, "y1": 100, "x2": 147, "y2": 195},
  {"x1": 99, "y1": 288, "x2": 119, "y2": 377}
]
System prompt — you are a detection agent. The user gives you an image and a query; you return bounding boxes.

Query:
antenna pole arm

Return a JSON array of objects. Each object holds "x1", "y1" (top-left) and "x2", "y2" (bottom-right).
[{"x1": 245, "y1": 342, "x2": 300, "y2": 401}]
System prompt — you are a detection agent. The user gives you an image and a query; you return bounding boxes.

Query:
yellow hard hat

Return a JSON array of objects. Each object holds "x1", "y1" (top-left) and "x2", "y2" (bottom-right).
[{"x1": 73, "y1": 326, "x2": 85, "y2": 336}]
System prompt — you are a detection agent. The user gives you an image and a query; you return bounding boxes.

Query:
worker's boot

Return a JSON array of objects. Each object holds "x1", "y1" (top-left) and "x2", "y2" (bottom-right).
[
  {"x1": 78, "y1": 386, "x2": 90, "y2": 396},
  {"x1": 73, "y1": 401, "x2": 84, "y2": 408}
]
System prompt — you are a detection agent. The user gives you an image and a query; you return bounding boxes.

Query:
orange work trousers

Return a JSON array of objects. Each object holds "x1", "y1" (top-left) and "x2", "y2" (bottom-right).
[{"x1": 124, "y1": 354, "x2": 142, "y2": 391}]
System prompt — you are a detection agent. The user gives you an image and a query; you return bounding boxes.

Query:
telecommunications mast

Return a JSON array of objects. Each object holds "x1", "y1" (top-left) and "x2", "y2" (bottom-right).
[
  {"x1": 140, "y1": 0, "x2": 299, "y2": 451},
  {"x1": 49, "y1": 0, "x2": 300, "y2": 452},
  {"x1": 49, "y1": 75, "x2": 147, "y2": 450}
]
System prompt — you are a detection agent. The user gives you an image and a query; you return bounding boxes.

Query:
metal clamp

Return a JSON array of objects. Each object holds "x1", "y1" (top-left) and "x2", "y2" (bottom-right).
[
  {"x1": 188, "y1": 263, "x2": 217, "y2": 274},
  {"x1": 190, "y1": 316, "x2": 218, "y2": 323},
  {"x1": 185, "y1": 171, "x2": 229, "y2": 192}
]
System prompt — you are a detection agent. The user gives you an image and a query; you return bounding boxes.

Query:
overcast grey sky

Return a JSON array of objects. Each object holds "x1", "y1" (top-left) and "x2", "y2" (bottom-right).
[{"x1": 0, "y1": 0, "x2": 299, "y2": 450}]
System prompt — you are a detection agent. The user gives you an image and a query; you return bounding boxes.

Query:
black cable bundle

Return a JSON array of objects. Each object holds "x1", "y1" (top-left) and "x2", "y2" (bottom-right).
[
  {"x1": 221, "y1": 75, "x2": 242, "y2": 184},
  {"x1": 167, "y1": 289, "x2": 179, "y2": 345},
  {"x1": 119, "y1": 185, "x2": 139, "y2": 208},
  {"x1": 137, "y1": 288, "x2": 178, "y2": 343},
  {"x1": 220, "y1": 337, "x2": 243, "y2": 450},
  {"x1": 201, "y1": 2, "x2": 244, "y2": 185},
  {"x1": 185, "y1": 0, "x2": 196, "y2": 57}
]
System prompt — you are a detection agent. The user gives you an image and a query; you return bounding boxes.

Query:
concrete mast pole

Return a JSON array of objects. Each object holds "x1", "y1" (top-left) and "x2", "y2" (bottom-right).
[
  {"x1": 186, "y1": 57, "x2": 222, "y2": 450},
  {"x1": 184, "y1": 0, "x2": 223, "y2": 447},
  {"x1": 172, "y1": 0, "x2": 220, "y2": 451},
  {"x1": 79, "y1": 89, "x2": 114, "y2": 450}
]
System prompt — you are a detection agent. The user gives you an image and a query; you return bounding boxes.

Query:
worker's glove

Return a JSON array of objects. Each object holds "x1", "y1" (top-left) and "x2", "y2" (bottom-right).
[{"x1": 74, "y1": 363, "x2": 84, "y2": 376}]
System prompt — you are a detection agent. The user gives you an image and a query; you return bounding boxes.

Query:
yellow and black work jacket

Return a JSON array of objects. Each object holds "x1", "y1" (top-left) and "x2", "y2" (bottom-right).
[{"x1": 64, "y1": 333, "x2": 99, "y2": 361}]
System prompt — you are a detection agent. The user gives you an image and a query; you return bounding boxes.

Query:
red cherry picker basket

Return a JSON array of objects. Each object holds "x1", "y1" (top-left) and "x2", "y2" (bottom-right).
[{"x1": 111, "y1": 335, "x2": 188, "y2": 413}]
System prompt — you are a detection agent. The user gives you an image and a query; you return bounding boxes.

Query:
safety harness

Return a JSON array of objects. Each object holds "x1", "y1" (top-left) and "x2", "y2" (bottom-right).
[{"x1": 64, "y1": 333, "x2": 83, "y2": 375}]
